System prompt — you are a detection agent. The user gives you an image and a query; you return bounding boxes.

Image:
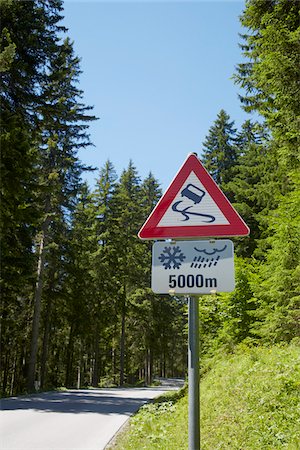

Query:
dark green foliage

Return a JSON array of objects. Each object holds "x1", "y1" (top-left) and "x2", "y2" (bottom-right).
[
  {"x1": 0, "y1": 26, "x2": 16, "y2": 72},
  {"x1": 226, "y1": 135, "x2": 287, "y2": 258},
  {"x1": 0, "y1": 112, "x2": 37, "y2": 287},
  {"x1": 234, "y1": 0, "x2": 300, "y2": 171},
  {"x1": 34, "y1": 160, "x2": 188, "y2": 391},
  {"x1": 0, "y1": 0, "x2": 99, "y2": 394},
  {"x1": 198, "y1": 0, "x2": 300, "y2": 356},
  {"x1": 2, "y1": 0, "x2": 299, "y2": 398},
  {"x1": 201, "y1": 109, "x2": 238, "y2": 201},
  {"x1": 26, "y1": 30, "x2": 97, "y2": 391},
  {"x1": 0, "y1": 0, "x2": 65, "y2": 117},
  {"x1": 250, "y1": 175, "x2": 300, "y2": 343},
  {"x1": 230, "y1": 0, "x2": 300, "y2": 345},
  {"x1": 199, "y1": 258, "x2": 257, "y2": 356}
]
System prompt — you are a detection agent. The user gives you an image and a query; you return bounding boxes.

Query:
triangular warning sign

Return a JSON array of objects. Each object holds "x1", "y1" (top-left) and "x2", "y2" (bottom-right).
[{"x1": 138, "y1": 153, "x2": 250, "y2": 239}]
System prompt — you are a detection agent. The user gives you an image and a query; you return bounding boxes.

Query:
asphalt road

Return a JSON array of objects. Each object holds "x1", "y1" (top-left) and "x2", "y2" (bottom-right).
[{"x1": 0, "y1": 379, "x2": 184, "y2": 450}]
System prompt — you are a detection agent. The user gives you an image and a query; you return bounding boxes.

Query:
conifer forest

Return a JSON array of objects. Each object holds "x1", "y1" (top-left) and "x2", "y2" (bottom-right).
[{"x1": 0, "y1": 0, "x2": 299, "y2": 397}]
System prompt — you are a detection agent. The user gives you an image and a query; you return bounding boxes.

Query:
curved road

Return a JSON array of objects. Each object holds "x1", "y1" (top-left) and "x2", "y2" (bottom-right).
[{"x1": 0, "y1": 379, "x2": 184, "y2": 450}]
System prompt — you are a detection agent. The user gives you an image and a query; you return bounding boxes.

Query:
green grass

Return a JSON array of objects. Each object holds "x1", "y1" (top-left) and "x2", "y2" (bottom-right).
[
  {"x1": 200, "y1": 344, "x2": 300, "y2": 449},
  {"x1": 109, "y1": 344, "x2": 300, "y2": 450},
  {"x1": 108, "y1": 387, "x2": 188, "y2": 450}
]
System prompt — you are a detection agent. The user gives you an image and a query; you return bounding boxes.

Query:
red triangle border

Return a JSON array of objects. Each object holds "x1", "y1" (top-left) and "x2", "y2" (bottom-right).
[{"x1": 138, "y1": 153, "x2": 250, "y2": 239}]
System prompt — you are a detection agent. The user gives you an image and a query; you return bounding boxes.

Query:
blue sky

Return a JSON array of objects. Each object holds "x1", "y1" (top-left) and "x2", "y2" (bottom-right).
[{"x1": 62, "y1": 1, "x2": 250, "y2": 192}]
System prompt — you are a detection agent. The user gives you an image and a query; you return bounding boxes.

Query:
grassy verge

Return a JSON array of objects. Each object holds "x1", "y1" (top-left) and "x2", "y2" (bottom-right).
[
  {"x1": 107, "y1": 387, "x2": 188, "y2": 450},
  {"x1": 109, "y1": 344, "x2": 300, "y2": 450}
]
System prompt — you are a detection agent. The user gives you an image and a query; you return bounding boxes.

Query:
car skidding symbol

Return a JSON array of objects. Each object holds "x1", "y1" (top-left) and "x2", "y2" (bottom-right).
[
  {"x1": 172, "y1": 183, "x2": 216, "y2": 223},
  {"x1": 181, "y1": 184, "x2": 205, "y2": 204}
]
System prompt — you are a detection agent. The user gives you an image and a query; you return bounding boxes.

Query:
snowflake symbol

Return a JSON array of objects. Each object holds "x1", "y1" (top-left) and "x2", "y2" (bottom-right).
[{"x1": 158, "y1": 246, "x2": 186, "y2": 270}]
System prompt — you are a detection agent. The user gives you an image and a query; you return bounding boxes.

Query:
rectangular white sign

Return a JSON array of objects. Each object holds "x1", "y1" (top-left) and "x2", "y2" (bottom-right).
[{"x1": 152, "y1": 239, "x2": 235, "y2": 294}]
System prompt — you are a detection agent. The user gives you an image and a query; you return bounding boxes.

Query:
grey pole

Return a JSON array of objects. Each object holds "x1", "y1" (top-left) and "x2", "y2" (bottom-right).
[{"x1": 188, "y1": 295, "x2": 200, "y2": 450}]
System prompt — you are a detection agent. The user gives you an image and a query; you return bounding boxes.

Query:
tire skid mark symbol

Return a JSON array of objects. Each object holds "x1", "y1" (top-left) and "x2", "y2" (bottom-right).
[{"x1": 171, "y1": 184, "x2": 216, "y2": 223}]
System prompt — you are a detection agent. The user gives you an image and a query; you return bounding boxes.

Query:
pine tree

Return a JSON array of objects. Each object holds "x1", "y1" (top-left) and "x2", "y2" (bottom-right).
[
  {"x1": 231, "y1": 0, "x2": 300, "y2": 346},
  {"x1": 0, "y1": 0, "x2": 65, "y2": 117},
  {"x1": 0, "y1": 26, "x2": 16, "y2": 72},
  {"x1": 108, "y1": 161, "x2": 143, "y2": 385},
  {"x1": 0, "y1": 0, "x2": 66, "y2": 395},
  {"x1": 250, "y1": 174, "x2": 300, "y2": 343},
  {"x1": 0, "y1": 6, "x2": 94, "y2": 389},
  {"x1": 224, "y1": 121, "x2": 286, "y2": 257},
  {"x1": 124, "y1": 173, "x2": 161, "y2": 384},
  {"x1": 63, "y1": 183, "x2": 97, "y2": 388},
  {"x1": 25, "y1": 33, "x2": 97, "y2": 392},
  {"x1": 141, "y1": 172, "x2": 162, "y2": 218},
  {"x1": 88, "y1": 161, "x2": 118, "y2": 386},
  {"x1": 234, "y1": 0, "x2": 300, "y2": 171},
  {"x1": 201, "y1": 110, "x2": 238, "y2": 201}
]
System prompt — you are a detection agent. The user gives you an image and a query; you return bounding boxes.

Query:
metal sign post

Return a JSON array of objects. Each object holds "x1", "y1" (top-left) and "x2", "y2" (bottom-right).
[
  {"x1": 151, "y1": 240, "x2": 235, "y2": 450},
  {"x1": 188, "y1": 295, "x2": 200, "y2": 450},
  {"x1": 140, "y1": 153, "x2": 250, "y2": 450}
]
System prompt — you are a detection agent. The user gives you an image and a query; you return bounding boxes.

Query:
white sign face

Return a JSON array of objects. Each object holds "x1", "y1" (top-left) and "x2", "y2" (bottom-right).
[
  {"x1": 157, "y1": 171, "x2": 229, "y2": 228},
  {"x1": 152, "y1": 239, "x2": 235, "y2": 294}
]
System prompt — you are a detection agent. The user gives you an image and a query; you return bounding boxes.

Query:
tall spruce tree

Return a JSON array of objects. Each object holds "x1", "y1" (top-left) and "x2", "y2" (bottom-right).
[
  {"x1": 0, "y1": 0, "x2": 66, "y2": 395},
  {"x1": 88, "y1": 161, "x2": 118, "y2": 386},
  {"x1": 224, "y1": 121, "x2": 285, "y2": 257},
  {"x1": 234, "y1": 0, "x2": 300, "y2": 171},
  {"x1": 201, "y1": 110, "x2": 238, "y2": 201},
  {"x1": 232, "y1": 0, "x2": 300, "y2": 343},
  {"x1": 108, "y1": 161, "x2": 144, "y2": 385},
  {"x1": 125, "y1": 173, "x2": 161, "y2": 384},
  {"x1": 250, "y1": 175, "x2": 300, "y2": 343},
  {"x1": 25, "y1": 36, "x2": 96, "y2": 391},
  {"x1": 0, "y1": 0, "x2": 65, "y2": 116},
  {"x1": 63, "y1": 183, "x2": 97, "y2": 388}
]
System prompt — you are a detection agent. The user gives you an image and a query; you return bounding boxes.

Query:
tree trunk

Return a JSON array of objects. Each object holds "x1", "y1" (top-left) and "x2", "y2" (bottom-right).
[
  {"x1": 77, "y1": 364, "x2": 81, "y2": 389},
  {"x1": 119, "y1": 293, "x2": 126, "y2": 386},
  {"x1": 40, "y1": 293, "x2": 53, "y2": 389},
  {"x1": 1, "y1": 351, "x2": 9, "y2": 396},
  {"x1": 145, "y1": 348, "x2": 153, "y2": 385},
  {"x1": 10, "y1": 352, "x2": 17, "y2": 396},
  {"x1": 92, "y1": 326, "x2": 100, "y2": 387},
  {"x1": 27, "y1": 227, "x2": 47, "y2": 392},
  {"x1": 112, "y1": 326, "x2": 117, "y2": 385},
  {"x1": 146, "y1": 348, "x2": 152, "y2": 385},
  {"x1": 112, "y1": 346, "x2": 116, "y2": 385},
  {"x1": 65, "y1": 323, "x2": 74, "y2": 387},
  {"x1": 77, "y1": 340, "x2": 81, "y2": 389}
]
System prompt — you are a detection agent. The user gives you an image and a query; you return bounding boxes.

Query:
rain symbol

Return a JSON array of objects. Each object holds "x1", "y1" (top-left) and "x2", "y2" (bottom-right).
[
  {"x1": 190, "y1": 255, "x2": 220, "y2": 269},
  {"x1": 190, "y1": 245, "x2": 227, "y2": 269}
]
